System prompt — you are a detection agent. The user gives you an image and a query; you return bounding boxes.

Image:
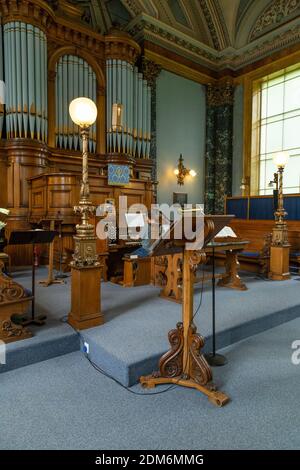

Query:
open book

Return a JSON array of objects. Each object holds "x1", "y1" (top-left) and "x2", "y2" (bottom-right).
[{"x1": 215, "y1": 226, "x2": 237, "y2": 238}]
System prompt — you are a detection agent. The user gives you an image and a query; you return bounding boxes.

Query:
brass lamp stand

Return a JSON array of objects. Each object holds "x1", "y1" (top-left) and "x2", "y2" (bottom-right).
[
  {"x1": 67, "y1": 98, "x2": 104, "y2": 329},
  {"x1": 269, "y1": 152, "x2": 290, "y2": 281}
]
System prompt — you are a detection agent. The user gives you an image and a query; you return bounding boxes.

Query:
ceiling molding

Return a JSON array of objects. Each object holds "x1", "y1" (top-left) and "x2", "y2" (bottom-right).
[
  {"x1": 249, "y1": 0, "x2": 300, "y2": 41},
  {"x1": 126, "y1": 12, "x2": 300, "y2": 71}
]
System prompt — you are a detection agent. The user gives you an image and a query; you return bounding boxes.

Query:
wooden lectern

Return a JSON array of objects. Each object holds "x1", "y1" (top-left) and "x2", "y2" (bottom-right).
[{"x1": 140, "y1": 213, "x2": 233, "y2": 407}]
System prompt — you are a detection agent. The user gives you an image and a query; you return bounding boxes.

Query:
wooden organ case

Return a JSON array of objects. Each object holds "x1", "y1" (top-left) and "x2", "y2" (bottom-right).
[
  {"x1": 27, "y1": 171, "x2": 155, "y2": 281},
  {"x1": 0, "y1": 0, "x2": 159, "y2": 277}
]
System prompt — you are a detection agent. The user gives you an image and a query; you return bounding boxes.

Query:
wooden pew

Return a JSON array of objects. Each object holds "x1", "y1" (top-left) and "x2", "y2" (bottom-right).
[
  {"x1": 289, "y1": 229, "x2": 300, "y2": 272},
  {"x1": 218, "y1": 220, "x2": 272, "y2": 276},
  {"x1": 0, "y1": 261, "x2": 33, "y2": 343},
  {"x1": 222, "y1": 219, "x2": 300, "y2": 275}
]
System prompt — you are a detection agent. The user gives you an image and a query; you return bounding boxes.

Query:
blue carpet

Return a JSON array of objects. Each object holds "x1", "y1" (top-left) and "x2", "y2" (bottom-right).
[
  {"x1": 0, "y1": 317, "x2": 300, "y2": 450},
  {"x1": 1, "y1": 268, "x2": 79, "y2": 373},
  {"x1": 82, "y1": 272, "x2": 300, "y2": 386},
  {"x1": 2, "y1": 268, "x2": 300, "y2": 389}
]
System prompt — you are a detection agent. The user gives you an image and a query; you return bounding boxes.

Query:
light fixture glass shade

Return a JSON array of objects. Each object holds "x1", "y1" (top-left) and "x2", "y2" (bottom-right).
[
  {"x1": 0, "y1": 80, "x2": 5, "y2": 105},
  {"x1": 112, "y1": 103, "x2": 123, "y2": 130},
  {"x1": 174, "y1": 169, "x2": 179, "y2": 175},
  {"x1": 189, "y1": 169, "x2": 197, "y2": 177},
  {"x1": 273, "y1": 151, "x2": 289, "y2": 168},
  {"x1": 69, "y1": 97, "x2": 97, "y2": 127}
]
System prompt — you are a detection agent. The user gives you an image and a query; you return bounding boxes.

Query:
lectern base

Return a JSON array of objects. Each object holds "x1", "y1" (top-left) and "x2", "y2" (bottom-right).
[
  {"x1": 140, "y1": 375, "x2": 229, "y2": 407},
  {"x1": 140, "y1": 322, "x2": 230, "y2": 407}
]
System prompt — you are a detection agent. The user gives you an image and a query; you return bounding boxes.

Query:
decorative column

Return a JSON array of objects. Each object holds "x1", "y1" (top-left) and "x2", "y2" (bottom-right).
[
  {"x1": 269, "y1": 153, "x2": 290, "y2": 281},
  {"x1": 205, "y1": 80, "x2": 234, "y2": 214},
  {"x1": 68, "y1": 98, "x2": 103, "y2": 330},
  {"x1": 140, "y1": 58, "x2": 161, "y2": 183}
]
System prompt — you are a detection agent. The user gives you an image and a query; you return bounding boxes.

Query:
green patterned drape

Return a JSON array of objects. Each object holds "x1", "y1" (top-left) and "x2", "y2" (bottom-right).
[{"x1": 205, "y1": 82, "x2": 234, "y2": 214}]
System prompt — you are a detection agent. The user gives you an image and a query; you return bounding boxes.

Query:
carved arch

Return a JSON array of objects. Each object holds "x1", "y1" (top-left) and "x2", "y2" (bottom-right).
[{"x1": 235, "y1": 0, "x2": 275, "y2": 48}]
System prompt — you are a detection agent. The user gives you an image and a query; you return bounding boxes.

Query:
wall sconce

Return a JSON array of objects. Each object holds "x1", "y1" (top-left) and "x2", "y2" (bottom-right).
[
  {"x1": 174, "y1": 154, "x2": 196, "y2": 186},
  {"x1": 112, "y1": 103, "x2": 123, "y2": 131}
]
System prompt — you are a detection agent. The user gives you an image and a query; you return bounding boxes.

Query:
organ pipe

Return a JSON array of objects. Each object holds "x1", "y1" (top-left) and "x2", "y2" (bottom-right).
[
  {"x1": 106, "y1": 59, "x2": 151, "y2": 158},
  {"x1": 55, "y1": 55, "x2": 97, "y2": 153},
  {"x1": 3, "y1": 21, "x2": 47, "y2": 141}
]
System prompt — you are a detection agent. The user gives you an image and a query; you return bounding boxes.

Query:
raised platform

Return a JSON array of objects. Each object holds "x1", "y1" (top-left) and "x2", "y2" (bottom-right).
[{"x1": 2, "y1": 267, "x2": 300, "y2": 386}]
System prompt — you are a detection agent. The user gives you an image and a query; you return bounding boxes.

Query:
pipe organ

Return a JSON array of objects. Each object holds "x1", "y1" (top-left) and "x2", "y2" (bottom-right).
[
  {"x1": 3, "y1": 22, "x2": 47, "y2": 141},
  {"x1": 0, "y1": 0, "x2": 157, "y2": 267},
  {"x1": 106, "y1": 59, "x2": 151, "y2": 159},
  {"x1": 55, "y1": 55, "x2": 97, "y2": 153}
]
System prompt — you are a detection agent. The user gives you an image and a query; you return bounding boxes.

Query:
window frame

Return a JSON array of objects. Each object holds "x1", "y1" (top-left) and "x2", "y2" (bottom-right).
[{"x1": 241, "y1": 51, "x2": 300, "y2": 196}]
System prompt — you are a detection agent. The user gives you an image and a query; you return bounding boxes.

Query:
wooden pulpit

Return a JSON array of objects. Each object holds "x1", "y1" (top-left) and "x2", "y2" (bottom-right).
[{"x1": 140, "y1": 212, "x2": 233, "y2": 407}]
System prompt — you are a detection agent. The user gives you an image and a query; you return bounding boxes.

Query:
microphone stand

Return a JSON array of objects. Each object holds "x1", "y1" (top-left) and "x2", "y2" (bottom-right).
[
  {"x1": 205, "y1": 244, "x2": 227, "y2": 367},
  {"x1": 55, "y1": 218, "x2": 68, "y2": 280}
]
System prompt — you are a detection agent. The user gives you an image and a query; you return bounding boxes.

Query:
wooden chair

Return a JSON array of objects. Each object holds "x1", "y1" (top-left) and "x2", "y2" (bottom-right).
[{"x1": 0, "y1": 261, "x2": 33, "y2": 343}]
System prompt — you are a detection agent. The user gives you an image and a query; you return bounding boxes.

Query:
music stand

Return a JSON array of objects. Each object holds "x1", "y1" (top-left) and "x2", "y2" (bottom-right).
[
  {"x1": 9, "y1": 230, "x2": 57, "y2": 326},
  {"x1": 140, "y1": 212, "x2": 234, "y2": 407}
]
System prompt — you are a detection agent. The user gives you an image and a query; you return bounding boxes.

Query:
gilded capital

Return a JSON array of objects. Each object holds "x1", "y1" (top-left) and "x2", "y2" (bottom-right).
[
  {"x1": 207, "y1": 80, "x2": 234, "y2": 107},
  {"x1": 140, "y1": 58, "x2": 162, "y2": 88}
]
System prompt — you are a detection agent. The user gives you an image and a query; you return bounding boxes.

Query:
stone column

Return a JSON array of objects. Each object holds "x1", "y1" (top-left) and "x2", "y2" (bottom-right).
[
  {"x1": 205, "y1": 80, "x2": 234, "y2": 214},
  {"x1": 140, "y1": 58, "x2": 162, "y2": 184}
]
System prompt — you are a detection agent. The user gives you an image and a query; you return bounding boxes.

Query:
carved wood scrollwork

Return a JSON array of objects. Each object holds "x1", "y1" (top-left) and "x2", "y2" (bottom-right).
[
  {"x1": 189, "y1": 251, "x2": 206, "y2": 271},
  {"x1": 0, "y1": 278, "x2": 25, "y2": 303},
  {"x1": 1, "y1": 320, "x2": 24, "y2": 339},
  {"x1": 188, "y1": 324, "x2": 212, "y2": 385},
  {"x1": 158, "y1": 322, "x2": 184, "y2": 378}
]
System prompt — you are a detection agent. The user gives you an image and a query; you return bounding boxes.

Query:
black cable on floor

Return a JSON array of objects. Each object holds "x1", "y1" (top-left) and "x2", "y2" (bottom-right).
[
  {"x1": 61, "y1": 315, "x2": 178, "y2": 395},
  {"x1": 60, "y1": 264, "x2": 207, "y2": 397}
]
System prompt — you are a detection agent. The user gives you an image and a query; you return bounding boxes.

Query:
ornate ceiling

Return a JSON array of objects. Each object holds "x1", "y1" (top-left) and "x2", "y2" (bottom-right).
[{"x1": 63, "y1": 1, "x2": 300, "y2": 70}]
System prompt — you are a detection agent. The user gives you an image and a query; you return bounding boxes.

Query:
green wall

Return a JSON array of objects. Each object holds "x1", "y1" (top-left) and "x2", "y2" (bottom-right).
[
  {"x1": 156, "y1": 70, "x2": 206, "y2": 205},
  {"x1": 232, "y1": 84, "x2": 244, "y2": 196}
]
